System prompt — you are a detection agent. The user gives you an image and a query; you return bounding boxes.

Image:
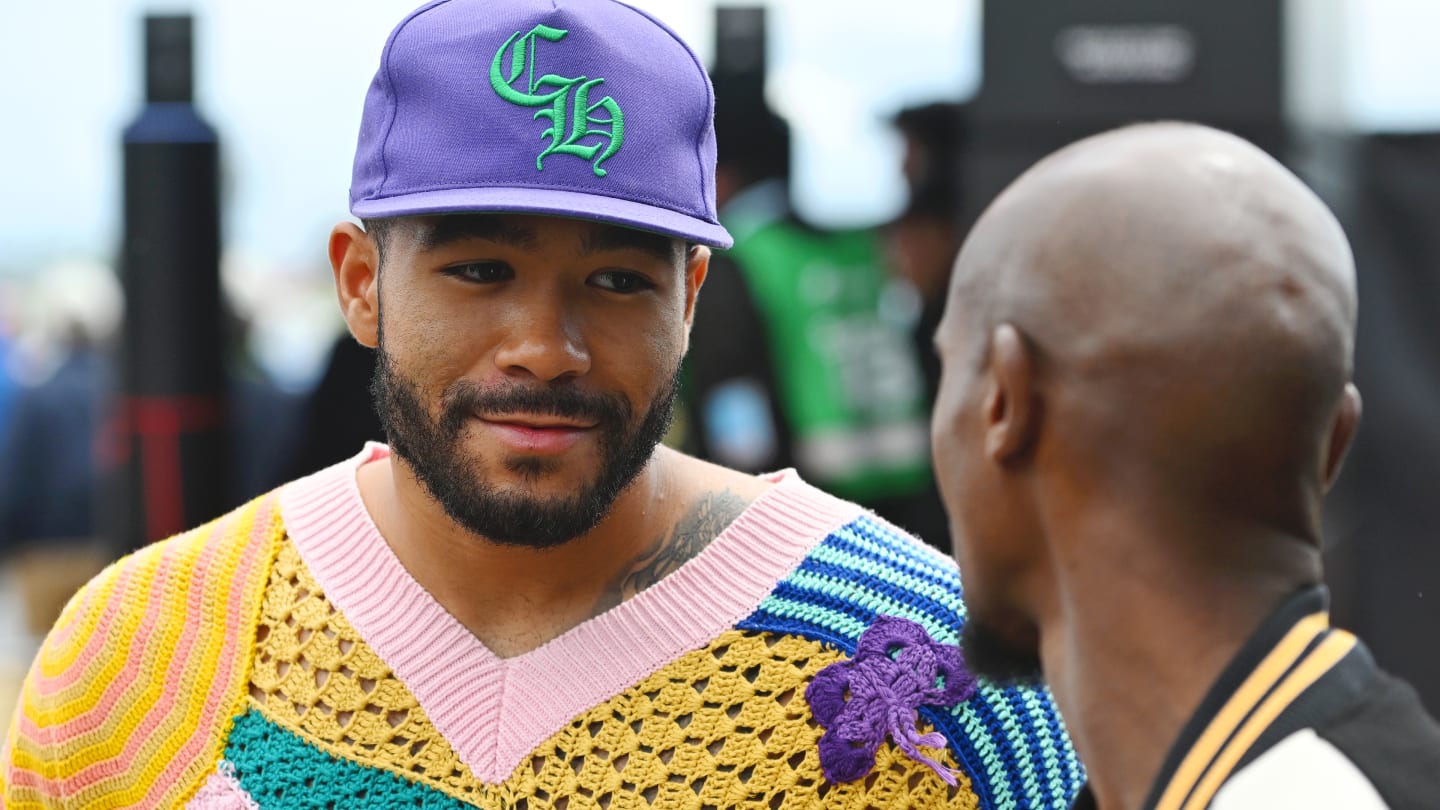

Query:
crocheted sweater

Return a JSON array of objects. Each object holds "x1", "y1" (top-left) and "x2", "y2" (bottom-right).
[{"x1": 1, "y1": 444, "x2": 1081, "y2": 809}]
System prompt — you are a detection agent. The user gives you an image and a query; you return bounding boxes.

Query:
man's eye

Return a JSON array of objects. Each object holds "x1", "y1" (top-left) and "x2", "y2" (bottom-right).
[
  {"x1": 443, "y1": 262, "x2": 513, "y2": 283},
  {"x1": 591, "y1": 271, "x2": 654, "y2": 294}
]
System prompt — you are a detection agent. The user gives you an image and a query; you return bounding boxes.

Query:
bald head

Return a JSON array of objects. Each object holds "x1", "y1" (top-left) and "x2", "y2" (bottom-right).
[
  {"x1": 937, "y1": 122, "x2": 1359, "y2": 542},
  {"x1": 951, "y1": 122, "x2": 1354, "y2": 372}
]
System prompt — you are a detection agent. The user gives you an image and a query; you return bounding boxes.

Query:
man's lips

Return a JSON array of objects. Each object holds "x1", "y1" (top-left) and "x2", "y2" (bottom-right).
[
  {"x1": 476, "y1": 414, "x2": 596, "y2": 454},
  {"x1": 481, "y1": 414, "x2": 597, "y2": 430}
]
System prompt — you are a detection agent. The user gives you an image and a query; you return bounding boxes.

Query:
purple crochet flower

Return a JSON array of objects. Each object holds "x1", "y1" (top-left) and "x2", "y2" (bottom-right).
[{"x1": 806, "y1": 615, "x2": 978, "y2": 785}]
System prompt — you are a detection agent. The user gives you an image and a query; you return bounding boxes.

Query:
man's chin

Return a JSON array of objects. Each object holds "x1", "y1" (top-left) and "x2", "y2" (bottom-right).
[
  {"x1": 436, "y1": 482, "x2": 608, "y2": 549},
  {"x1": 488, "y1": 449, "x2": 608, "y2": 490},
  {"x1": 501, "y1": 454, "x2": 566, "y2": 481}
]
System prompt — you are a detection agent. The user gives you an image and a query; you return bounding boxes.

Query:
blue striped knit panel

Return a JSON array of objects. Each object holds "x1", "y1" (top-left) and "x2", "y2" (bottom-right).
[{"x1": 738, "y1": 513, "x2": 1085, "y2": 809}]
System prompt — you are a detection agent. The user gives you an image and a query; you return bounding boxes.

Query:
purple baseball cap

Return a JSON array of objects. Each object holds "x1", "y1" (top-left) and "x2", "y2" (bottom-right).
[{"x1": 349, "y1": 0, "x2": 733, "y2": 249}]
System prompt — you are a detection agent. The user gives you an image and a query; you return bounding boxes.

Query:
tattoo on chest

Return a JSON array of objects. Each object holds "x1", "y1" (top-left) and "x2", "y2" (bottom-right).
[{"x1": 595, "y1": 489, "x2": 750, "y2": 614}]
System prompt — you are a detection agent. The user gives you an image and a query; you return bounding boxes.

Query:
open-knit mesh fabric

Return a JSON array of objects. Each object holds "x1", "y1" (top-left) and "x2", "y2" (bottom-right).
[
  {"x1": 246, "y1": 537, "x2": 980, "y2": 809},
  {"x1": 248, "y1": 540, "x2": 470, "y2": 788}
]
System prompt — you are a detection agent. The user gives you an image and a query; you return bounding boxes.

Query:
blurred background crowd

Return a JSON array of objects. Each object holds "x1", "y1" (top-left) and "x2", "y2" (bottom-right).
[{"x1": 3, "y1": 0, "x2": 1439, "y2": 725}]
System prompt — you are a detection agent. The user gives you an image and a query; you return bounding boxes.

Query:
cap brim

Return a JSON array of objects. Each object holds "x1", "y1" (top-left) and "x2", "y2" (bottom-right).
[{"x1": 352, "y1": 186, "x2": 733, "y2": 249}]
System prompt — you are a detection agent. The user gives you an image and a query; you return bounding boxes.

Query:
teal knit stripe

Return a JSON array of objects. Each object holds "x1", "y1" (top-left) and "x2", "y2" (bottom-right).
[
  {"x1": 752, "y1": 594, "x2": 871, "y2": 639},
  {"x1": 224, "y1": 708, "x2": 474, "y2": 809},
  {"x1": 961, "y1": 704, "x2": 1020, "y2": 810},
  {"x1": 781, "y1": 570, "x2": 961, "y2": 644},
  {"x1": 1020, "y1": 689, "x2": 1084, "y2": 799},
  {"x1": 955, "y1": 684, "x2": 1082, "y2": 809},
  {"x1": 988, "y1": 685, "x2": 1043, "y2": 806},
  {"x1": 806, "y1": 542, "x2": 968, "y2": 619},
  {"x1": 830, "y1": 521, "x2": 958, "y2": 582}
]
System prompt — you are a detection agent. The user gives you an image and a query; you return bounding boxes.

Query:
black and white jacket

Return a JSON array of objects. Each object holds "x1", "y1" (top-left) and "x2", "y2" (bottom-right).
[{"x1": 1071, "y1": 586, "x2": 1440, "y2": 809}]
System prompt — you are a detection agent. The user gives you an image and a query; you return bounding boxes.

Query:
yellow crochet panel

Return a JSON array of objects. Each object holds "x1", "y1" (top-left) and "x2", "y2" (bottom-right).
[{"x1": 249, "y1": 538, "x2": 980, "y2": 809}]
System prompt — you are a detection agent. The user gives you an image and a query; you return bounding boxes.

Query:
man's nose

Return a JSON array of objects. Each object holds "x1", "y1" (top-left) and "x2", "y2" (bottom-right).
[{"x1": 492, "y1": 301, "x2": 592, "y2": 382}]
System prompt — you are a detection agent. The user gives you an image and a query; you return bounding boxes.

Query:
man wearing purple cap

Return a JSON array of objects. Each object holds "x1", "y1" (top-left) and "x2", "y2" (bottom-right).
[{"x1": 1, "y1": 1, "x2": 1079, "y2": 807}]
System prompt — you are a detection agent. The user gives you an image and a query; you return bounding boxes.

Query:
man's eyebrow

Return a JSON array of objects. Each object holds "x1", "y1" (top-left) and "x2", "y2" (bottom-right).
[
  {"x1": 580, "y1": 225, "x2": 681, "y2": 264},
  {"x1": 415, "y1": 216, "x2": 538, "y2": 252}
]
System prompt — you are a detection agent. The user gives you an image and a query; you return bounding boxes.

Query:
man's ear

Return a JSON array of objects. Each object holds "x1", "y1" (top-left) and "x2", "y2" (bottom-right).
[
  {"x1": 1322, "y1": 383, "x2": 1362, "y2": 491},
  {"x1": 679, "y1": 245, "x2": 711, "y2": 355},
  {"x1": 330, "y1": 221, "x2": 381, "y2": 348},
  {"x1": 984, "y1": 323, "x2": 1040, "y2": 463}
]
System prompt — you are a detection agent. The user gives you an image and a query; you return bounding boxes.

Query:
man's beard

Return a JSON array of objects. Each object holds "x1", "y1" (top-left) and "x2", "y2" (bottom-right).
[
  {"x1": 370, "y1": 343, "x2": 678, "y2": 549},
  {"x1": 959, "y1": 613, "x2": 1045, "y2": 688}
]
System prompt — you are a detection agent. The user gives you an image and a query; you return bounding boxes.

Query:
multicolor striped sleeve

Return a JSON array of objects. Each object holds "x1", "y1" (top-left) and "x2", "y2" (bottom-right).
[{"x1": 0, "y1": 493, "x2": 283, "y2": 809}]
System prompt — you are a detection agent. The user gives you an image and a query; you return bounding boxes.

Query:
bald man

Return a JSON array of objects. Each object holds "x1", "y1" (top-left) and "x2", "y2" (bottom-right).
[{"x1": 931, "y1": 121, "x2": 1440, "y2": 809}]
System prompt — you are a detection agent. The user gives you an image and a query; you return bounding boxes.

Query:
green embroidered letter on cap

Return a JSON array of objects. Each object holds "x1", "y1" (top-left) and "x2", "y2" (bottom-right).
[{"x1": 490, "y1": 24, "x2": 625, "y2": 177}]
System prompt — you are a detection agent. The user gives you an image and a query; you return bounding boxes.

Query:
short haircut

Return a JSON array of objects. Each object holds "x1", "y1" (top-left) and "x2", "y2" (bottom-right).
[{"x1": 361, "y1": 218, "x2": 398, "y2": 265}]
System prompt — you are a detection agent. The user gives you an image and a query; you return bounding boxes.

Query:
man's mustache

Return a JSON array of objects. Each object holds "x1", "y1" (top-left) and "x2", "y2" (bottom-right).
[{"x1": 438, "y1": 382, "x2": 631, "y2": 433}]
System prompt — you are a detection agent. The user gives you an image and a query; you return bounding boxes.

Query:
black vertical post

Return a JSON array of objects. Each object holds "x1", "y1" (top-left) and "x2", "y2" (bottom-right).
[
  {"x1": 713, "y1": 7, "x2": 767, "y2": 87},
  {"x1": 110, "y1": 15, "x2": 227, "y2": 553},
  {"x1": 710, "y1": 7, "x2": 789, "y2": 188},
  {"x1": 711, "y1": 7, "x2": 770, "y2": 122}
]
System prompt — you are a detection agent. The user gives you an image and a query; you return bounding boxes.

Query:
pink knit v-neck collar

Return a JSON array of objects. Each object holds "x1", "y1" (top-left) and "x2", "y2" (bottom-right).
[{"x1": 280, "y1": 443, "x2": 860, "y2": 784}]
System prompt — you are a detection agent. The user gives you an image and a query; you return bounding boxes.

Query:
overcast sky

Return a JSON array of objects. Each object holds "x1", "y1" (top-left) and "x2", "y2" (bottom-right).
[
  {"x1": 4, "y1": 0, "x2": 1440, "y2": 276},
  {"x1": 0, "y1": 0, "x2": 977, "y2": 274}
]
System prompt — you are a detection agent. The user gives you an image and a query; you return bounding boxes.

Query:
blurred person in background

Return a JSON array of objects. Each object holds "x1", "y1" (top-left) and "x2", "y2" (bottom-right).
[
  {"x1": 0, "y1": 264, "x2": 119, "y2": 725},
  {"x1": 0, "y1": 268, "x2": 297, "y2": 556},
  {"x1": 221, "y1": 307, "x2": 305, "y2": 502},
  {"x1": 685, "y1": 90, "x2": 949, "y2": 549},
  {"x1": 933, "y1": 122, "x2": 1440, "y2": 809},
  {"x1": 0, "y1": 262, "x2": 119, "y2": 629},
  {"x1": 884, "y1": 101, "x2": 968, "y2": 400},
  {"x1": 0, "y1": 264, "x2": 297, "y2": 653},
  {"x1": 0, "y1": 281, "x2": 29, "y2": 741},
  {"x1": 0, "y1": 0, "x2": 1079, "y2": 806},
  {"x1": 277, "y1": 331, "x2": 384, "y2": 482},
  {"x1": 0, "y1": 287, "x2": 18, "y2": 446}
]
